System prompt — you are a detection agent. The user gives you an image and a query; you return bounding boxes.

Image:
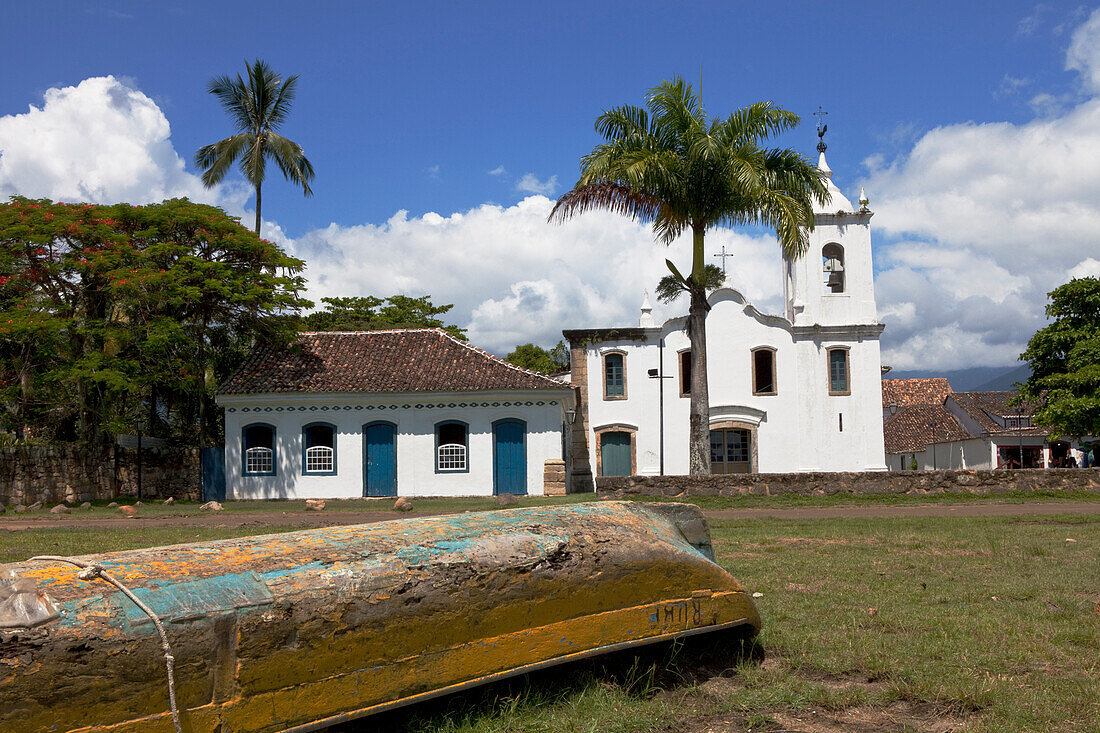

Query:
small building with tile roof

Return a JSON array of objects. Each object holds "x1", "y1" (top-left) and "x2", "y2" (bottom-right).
[
  {"x1": 881, "y1": 378, "x2": 953, "y2": 412},
  {"x1": 881, "y1": 388, "x2": 989, "y2": 470},
  {"x1": 881, "y1": 380, "x2": 1089, "y2": 470},
  {"x1": 216, "y1": 329, "x2": 574, "y2": 499}
]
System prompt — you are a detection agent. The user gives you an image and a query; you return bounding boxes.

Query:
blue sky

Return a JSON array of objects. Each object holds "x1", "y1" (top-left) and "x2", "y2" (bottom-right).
[{"x1": 2, "y1": 2, "x2": 1099, "y2": 368}]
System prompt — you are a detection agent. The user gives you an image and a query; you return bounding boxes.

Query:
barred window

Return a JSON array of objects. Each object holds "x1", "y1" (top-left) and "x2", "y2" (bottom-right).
[
  {"x1": 243, "y1": 424, "x2": 275, "y2": 476},
  {"x1": 302, "y1": 423, "x2": 336, "y2": 474},
  {"x1": 436, "y1": 421, "x2": 468, "y2": 472}
]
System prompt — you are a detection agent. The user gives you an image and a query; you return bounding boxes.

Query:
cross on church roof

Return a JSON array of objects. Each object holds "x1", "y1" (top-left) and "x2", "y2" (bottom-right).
[
  {"x1": 814, "y1": 106, "x2": 828, "y2": 153},
  {"x1": 714, "y1": 244, "x2": 732, "y2": 275}
]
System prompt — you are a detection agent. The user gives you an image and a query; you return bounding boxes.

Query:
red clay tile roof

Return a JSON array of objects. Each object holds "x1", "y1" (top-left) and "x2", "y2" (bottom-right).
[
  {"x1": 219, "y1": 329, "x2": 569, "y2": 395},
  {"x1": 883, "y1": 404, "x2": 972, "y2": 453},
  {"x1": 946, "y1": 391, "x2": 1047, "y2": 437},
  {"x1": 881, "y1": 378, "x2": 953, "y2": 408}
]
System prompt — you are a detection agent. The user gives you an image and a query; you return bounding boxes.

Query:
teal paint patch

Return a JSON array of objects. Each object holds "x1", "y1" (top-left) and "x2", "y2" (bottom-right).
[
  {"x1": 259, "y1": 560, "x2": 330, "y2": 581},
  {"x1": 115, "y1": 571, "x2": 273, "y2": 627}
]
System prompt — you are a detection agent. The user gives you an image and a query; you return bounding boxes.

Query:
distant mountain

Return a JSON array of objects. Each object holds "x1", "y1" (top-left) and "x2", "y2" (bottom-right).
[
  {"x1": 975, "y1": 364, "x2": 1031, "y2": 391},
  {"x1": 885, "y1": 364, "x2": 1031, "y2": 393}
]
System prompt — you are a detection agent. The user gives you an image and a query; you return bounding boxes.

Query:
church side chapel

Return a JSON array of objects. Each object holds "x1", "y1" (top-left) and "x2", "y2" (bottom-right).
[{"x1": 564, "y1": 134, "x2": 887, "y2": 489}]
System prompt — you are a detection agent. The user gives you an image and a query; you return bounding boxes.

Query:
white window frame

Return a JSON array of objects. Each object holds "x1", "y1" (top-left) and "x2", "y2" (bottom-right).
[
  {"x1": 245, "y1": 446, "x2": 273, "y2": 475},
  {"x1": 305, "y1": 445, "x2": 334, "y2": 473},
  {"x1": 437, "y1": 443, "x2": 467, "y2": 471}
]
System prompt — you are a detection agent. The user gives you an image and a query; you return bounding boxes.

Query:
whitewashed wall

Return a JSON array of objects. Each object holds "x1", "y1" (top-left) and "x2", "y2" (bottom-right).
[
  {"x1": 887, "y1": 438, "x2": 992, "y2": 471},
  {"x1": 218, "y1": 390, "x2": 570, "y2": 499},
  {"x1": 582, "y1": 286, "x2": 887, "y2": 476}
]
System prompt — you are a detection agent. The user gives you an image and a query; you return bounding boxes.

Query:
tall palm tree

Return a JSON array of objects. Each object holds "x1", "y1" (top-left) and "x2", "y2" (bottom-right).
[
  {"x1": 550, "y1": 78, "x2": 827, "y2": 474},
  {"x1": 194, "y1": 59, "x2": 315, "y2": 236}
]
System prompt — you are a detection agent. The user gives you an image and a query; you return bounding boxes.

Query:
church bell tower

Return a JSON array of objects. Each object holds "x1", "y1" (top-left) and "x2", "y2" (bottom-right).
[{"x1": 784, "y1": 116, "x2": 879, "y2": 327}]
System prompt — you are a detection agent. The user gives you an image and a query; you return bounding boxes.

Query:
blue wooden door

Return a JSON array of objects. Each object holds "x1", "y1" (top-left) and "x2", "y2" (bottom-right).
[
  {"x1": 201, "y1": 446, "x2": 226, "y2": 502},
  {"x1": 363, "y1": 422, "x2": 397, "y2": 497},
  {"x1": 493, "y1": 419, "x2": 527, "y2": 495},
  {"x1": 600, "y1": 432, "x2": 632, "y2": 476}
]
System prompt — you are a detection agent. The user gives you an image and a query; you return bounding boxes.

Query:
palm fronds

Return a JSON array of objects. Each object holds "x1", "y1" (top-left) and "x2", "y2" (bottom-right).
[{"x1": 194, "y1": 60, "x2": 315, "y2": 234}]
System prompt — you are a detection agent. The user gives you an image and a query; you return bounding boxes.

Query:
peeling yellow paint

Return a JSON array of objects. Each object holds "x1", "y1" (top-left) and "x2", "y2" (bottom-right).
[{"x1": 2, "y1": 502, "x2": 759, "y2": 733}]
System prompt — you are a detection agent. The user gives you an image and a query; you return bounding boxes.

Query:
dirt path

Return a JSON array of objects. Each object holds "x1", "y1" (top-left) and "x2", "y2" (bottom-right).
[
  {"x1": 2, "y1": 501, "x2": 1099, "y2": 532},
  {"x1": 703, "y1": 501, "x2": 1100, "y2": 521}
]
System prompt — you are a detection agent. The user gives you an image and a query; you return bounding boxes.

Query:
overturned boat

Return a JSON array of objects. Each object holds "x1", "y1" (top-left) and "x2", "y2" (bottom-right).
[{"x1": 0, "y1": 501, "x2": 759, "y2": 733}]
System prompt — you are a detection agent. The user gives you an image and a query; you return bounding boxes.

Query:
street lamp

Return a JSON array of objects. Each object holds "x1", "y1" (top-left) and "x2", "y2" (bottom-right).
[
  {"x1": 1016, "y1": 405, "x2": 1025, "y2": 469},
  {"x1": 929, "y1": 417, "x2": 936, "y2": 470},
  {"x1": 648, "y1": 365, "x2": 673, "y2": 475}
]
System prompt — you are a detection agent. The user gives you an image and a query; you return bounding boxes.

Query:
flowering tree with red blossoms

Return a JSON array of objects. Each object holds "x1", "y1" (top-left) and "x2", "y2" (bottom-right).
[{"x1": 0, "y1": 197, "x2": 309, "y2": 446}]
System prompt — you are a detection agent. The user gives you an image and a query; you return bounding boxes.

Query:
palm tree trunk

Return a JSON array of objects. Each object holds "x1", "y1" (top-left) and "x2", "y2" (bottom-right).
[
  {"x1": 254, "y1": 184, "x2": 262, "y2": 235},
  {"x1": 687, "y1": 226, "x2": 710, "y2": 475}
]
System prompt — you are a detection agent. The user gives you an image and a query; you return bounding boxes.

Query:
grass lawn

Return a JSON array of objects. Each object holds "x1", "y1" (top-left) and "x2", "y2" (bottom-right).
[{"x1": 2, "y1": 501, "x2": 1098, "y2": 731}]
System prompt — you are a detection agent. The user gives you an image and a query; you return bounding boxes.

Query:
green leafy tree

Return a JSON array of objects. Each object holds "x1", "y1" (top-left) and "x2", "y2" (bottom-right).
[
  {"x1": 1018, "y1": 276, "x2": 1100, "y2": 440},
  {"x1": 194, "y1": 59, "x2": 315, "y2": 235},
  {"x1": 550, "y1": 78, "x2": 826, "y2": 473},
  {"x1": 299, "y1": 295, "x2": 467, "y2": 340},
  {"x1": 505, "y1": 341, "x2": 570, "y2": 374},
  {"x1": 0, "y1": 197, "x2": 309, "y2": 446}
]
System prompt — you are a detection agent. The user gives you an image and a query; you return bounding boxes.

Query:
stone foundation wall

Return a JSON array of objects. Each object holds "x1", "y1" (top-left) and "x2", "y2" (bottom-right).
[
  {"x1": 0, "y1": 446, "x2": 201, "y2": 506},
  {"x1": 596, "y1": 468, "x2": 1100, "y2": 498}
]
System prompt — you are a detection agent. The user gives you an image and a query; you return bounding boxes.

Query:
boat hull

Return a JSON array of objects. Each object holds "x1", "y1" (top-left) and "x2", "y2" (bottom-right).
[{"x1": 0, "y1": 501, "x2": 759, "y2": 732}]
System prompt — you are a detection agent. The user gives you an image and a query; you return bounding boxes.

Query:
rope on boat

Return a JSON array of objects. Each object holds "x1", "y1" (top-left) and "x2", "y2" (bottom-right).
[{"x1": 28, "y1": 555, "x2": 183, "y2": 733}]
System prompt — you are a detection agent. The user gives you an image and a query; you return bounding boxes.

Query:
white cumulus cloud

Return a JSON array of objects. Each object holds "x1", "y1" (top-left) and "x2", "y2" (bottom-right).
[
  {"x1": 862, "y1": 7, "x2": 1100, "y2": 370},
  {"x1": 0, "y1": 75, "x2": 258, "y2": 227},
  {"x1": 287, "y1": 195, "x2": 787, "y2": 354},
  {"x1": 0, "y1": 76, "x2": 214, "y2": 205},
  {"x1": 516, "y1": 173, "x2": 558, "y2": 195}
]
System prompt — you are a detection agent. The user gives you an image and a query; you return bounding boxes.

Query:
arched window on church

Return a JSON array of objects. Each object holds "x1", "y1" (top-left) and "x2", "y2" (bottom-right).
[{"x1": 823, "y1": 243, "x2": 845, "y2": 293}]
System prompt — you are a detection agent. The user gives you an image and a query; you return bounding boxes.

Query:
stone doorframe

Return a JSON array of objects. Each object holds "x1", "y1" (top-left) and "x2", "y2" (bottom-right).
[{"x1": 594, "y1": 423, "x2": 638, "y2": 477}]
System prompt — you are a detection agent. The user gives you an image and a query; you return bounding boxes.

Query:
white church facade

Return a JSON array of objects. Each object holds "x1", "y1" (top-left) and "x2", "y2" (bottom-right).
[{"x1": 563, "y1": 150, "x2": 887, "y2": 489}]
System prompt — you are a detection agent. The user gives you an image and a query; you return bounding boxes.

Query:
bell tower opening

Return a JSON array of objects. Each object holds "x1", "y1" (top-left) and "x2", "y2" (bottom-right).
[{"x1": 822, "y1": 243, "x2": 845, "y2": 293}]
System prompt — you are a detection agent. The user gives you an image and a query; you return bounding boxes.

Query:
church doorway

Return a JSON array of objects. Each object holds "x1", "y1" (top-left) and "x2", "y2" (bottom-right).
[
  {"x1": 599, "y1": 431, "x2": 633, "y2": 476},
  {"x1": 710, "y1": 428, "x2": 751, "y2": 474}
]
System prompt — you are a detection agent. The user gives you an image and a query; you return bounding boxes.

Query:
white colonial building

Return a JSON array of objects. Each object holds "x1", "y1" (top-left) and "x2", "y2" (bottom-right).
[
  {"x1": 216, "y1": 330, "x2": 573, "y2": 499},
  {"x1": 563, "y1": 150, "x2": 887, "y2": 489}
]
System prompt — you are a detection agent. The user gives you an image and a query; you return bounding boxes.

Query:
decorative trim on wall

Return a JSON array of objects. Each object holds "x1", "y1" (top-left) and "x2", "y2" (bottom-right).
[{"x1": 228, "y1": 400, "x2": 558, "y2": 414}]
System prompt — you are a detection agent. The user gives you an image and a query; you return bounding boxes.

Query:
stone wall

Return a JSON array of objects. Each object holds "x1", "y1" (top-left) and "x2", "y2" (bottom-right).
[
  {"x1": 596, "y1": 467, "x2": 1100, "y2": 498},
  {"x1": 0, "y1": 446, "x2": 201, "y2": 506},
  {"x1": 567, "y1": 342, "x2": 594, "y2": 493},
  {"x1": 543, "y1": 459, "x2": 566, "y2": 496}
]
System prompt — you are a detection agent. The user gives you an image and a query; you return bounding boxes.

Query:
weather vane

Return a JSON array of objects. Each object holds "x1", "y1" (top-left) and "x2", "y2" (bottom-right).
[
  {"x1": 714, "y1": 245, "x2": 732, "y2": 276},
  {"x1": 814, "y1": 106, "x2": 828, "y2": 153}
]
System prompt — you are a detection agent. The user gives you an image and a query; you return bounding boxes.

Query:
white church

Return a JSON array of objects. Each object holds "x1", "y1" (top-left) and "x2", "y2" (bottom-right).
[
  {"x1": 563, "y1": 145, "x2": 887, "y2": 490},
  {"x1": 215, "y1": 141, "x2": 887, "y2": 499}
]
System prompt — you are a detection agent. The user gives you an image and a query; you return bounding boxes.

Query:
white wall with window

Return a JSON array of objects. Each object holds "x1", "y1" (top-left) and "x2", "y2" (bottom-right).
[
  {"x1": 568, "y1": 150, "x2": 887, "y2": 479},
  {"x1": 575, "y1": 285, "x2": 886, "y2": 476},
  {"x1": 219, "y1": 390, "x2": 571, "y2": 499}
]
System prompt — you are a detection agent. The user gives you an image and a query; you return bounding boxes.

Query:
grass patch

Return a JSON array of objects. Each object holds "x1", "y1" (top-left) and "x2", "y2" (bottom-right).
[{"x1": 710, "y1": 514, "x2": 1100, "y2": 732}]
